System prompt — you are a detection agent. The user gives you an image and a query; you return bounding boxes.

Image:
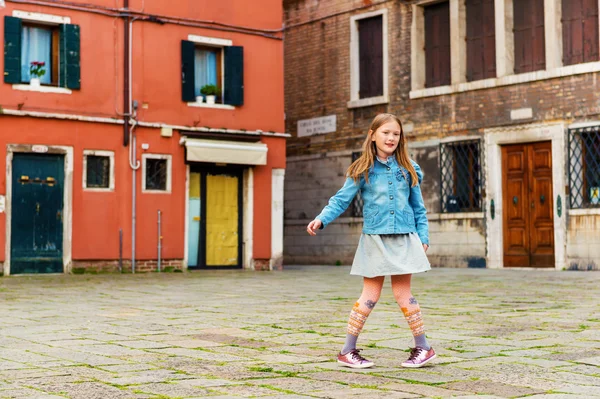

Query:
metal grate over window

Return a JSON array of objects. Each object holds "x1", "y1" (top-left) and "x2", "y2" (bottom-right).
[
  {"x1": 86, "y1": 155, "x2": 110, "y2": 188},
  {"x1": 569, "y1": 126, "x2": 600, "y2": 208},
  {"x1": 146, "y1": 158, "x2": 168, "y2": 191},
  {"x1": 349, "y1": 151, "x2": 364, "y2": 217},
  {"x1": 440, "y1": 140, "x2": 482, "y2": 212}
]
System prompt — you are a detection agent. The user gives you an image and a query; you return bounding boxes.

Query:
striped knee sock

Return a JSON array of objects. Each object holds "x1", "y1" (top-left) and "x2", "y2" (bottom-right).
[
  {"x1": 402, "y1": 306, "x2": 430, "y2": 350},
  {"x1": 341, "y1": 302, "x2": 370, "y2": 354}
]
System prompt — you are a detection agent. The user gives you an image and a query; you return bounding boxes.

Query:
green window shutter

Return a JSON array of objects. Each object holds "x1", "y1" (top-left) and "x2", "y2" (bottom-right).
[
  {"x1": 60, "y1": 24, "x2": 80, "y2": 89},
  {"x1": 4, "y1": 16, "x2": 22, "y2": 84},
  {"x1": 224, "y1": 46, "x2": 244, "y2": 106},
  {"x1": 181, "y1": 40, "x2": 196, "y2": 102}
]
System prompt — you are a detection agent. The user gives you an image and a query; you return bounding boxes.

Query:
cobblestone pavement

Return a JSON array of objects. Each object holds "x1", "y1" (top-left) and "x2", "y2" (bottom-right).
[{"x1": 0, "y1": 266, "x2": 599, "y2": 399}]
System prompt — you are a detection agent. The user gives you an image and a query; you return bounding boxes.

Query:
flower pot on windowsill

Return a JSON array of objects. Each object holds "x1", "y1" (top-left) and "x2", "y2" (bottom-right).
[
  {"x1": 30, "y1": 77, "x2": 40, "y2": 87},
  {"x1": 196, "y1": 96, "x2": 204, "y2": 104},
  {"x1": 206, "y1": 95, "x2": 216, "y2": 105}
]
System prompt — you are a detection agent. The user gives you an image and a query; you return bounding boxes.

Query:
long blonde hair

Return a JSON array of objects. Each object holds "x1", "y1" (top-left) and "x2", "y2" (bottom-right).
[{"x1": 346, "y1": 113, "x2": 418, "y2": 187}]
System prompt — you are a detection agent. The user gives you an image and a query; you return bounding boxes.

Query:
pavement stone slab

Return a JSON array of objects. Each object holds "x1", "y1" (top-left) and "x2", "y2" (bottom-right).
[{"x1": 1, "y1": 267, "x2": 599, "y2": 398}]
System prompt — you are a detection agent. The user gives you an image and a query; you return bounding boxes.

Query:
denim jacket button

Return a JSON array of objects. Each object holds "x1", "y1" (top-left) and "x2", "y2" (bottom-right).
[
  {"x1": 387, "y1": 167, "x2": 390, "y2": 171},
  {"x1": 388, "y1": 181, "x2": 392, "y2": 185},
  {"x1": 390, "y1": 210, "x2": 394, "y2": 214},
  {"x1": 390, "y1": 195, "x2": 393, "y2": 200}
]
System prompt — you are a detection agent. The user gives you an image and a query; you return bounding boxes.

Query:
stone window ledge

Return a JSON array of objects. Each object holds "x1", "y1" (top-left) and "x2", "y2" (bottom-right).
[
  {"x1": 410, "y1": 61, "x2": 600, "y2": 99},
  {"x1": 568, "y1": 208, "x2": 600, "y2": 216},
  {"x1": 347, "y1": 95, "x2": 389, "y2": 109},
  {"x1": 187, "y1": 102, "x2": 235, "y2": 110},
  {"x1": 13, "y1": 84, "x2": 72, "y2": 94}
]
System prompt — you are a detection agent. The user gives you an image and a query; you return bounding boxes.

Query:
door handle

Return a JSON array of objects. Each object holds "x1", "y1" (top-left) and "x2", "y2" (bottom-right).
[
  {"x1": 57, "y1": 211, "x2": 62, "y2": 221},
  {"x1": 540, "y1": 195, "x2": 545, "y2": 204},
  {"x1": 36, "y1": 202, "x2": 40, "y2": 214},
  {"x1": 513, "y1": 196, "x2": 518, "y2": 205},
  {"x1": 531, "y1": 201, "x2": 535, "y2": 209}
]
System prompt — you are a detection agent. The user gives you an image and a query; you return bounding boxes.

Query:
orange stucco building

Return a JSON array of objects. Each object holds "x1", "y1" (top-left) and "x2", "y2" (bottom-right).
[{"x1": 0, "y1": 0, "x2": 286, "y2": 274}]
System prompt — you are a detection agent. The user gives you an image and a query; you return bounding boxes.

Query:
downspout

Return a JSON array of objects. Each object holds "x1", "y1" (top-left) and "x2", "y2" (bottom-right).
[{"x1": 124, "y1": 0, "x2": 141, "y2": 273}]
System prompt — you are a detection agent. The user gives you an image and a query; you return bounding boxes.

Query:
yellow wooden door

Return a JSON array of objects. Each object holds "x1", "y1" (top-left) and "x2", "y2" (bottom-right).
[{"x1": 205, "y1": 173, "x2": 239, "y2": 266}]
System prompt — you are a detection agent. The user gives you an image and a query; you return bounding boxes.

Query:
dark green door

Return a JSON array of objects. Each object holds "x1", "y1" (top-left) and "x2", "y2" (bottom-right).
[{"x1": 11, "y1": 154, "x2": 64, "y2": 274}]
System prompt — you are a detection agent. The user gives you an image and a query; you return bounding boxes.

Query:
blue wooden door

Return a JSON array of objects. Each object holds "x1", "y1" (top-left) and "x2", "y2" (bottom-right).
[{"x1": 11, "y1": 154, "x2": 64, "y2": 274}]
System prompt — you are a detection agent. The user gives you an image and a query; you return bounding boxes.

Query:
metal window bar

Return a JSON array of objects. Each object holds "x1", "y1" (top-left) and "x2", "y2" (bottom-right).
[
  {"x1": 86, "y1": 155, "x2": 110, "y2": 188},
  {"x1": 440, "y1": 140, "x2": 482, "y2": 212},
  {"x1": 349, "y1": 151, "x2": 364, "y2": 217},
  {"x1": 569, "y1": 126, "x2": 600, "y2": 208},
  {"x1": 146, "y1": 159, "x2": 167, "y2": 191}
]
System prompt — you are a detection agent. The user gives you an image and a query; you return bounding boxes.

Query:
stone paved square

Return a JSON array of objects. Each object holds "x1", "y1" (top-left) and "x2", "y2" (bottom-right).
[{"x1": 0, "y1": 267, "x2": 599, "y2": 398}]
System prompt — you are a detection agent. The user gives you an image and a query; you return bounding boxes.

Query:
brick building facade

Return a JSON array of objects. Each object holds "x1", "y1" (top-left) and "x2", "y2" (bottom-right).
[{"x1": 283, "y1": 0, "x2": 600, "y2": 270}]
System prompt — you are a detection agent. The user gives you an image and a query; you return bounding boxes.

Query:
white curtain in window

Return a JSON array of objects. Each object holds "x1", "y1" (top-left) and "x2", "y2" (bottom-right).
[
  {"x1": 21, "y1": 26, "x2": 52, "y2": 84},
  {"x1": 194, "y1": 48, "x2": 218, "y2": 96}
]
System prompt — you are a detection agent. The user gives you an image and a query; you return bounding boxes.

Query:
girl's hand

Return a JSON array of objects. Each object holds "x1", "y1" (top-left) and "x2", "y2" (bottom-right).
[
  {"x1": 423, "y1": 244, "x2": 429, "y2": 252},
  {"x1": 306, "y1": 219, "x2": 322, "y2": 236}
]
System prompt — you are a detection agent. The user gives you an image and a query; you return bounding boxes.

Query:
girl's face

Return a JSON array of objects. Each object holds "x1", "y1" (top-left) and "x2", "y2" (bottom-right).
[{"x1": 371, "y1": 121, "x2": 401, "y2": 159}]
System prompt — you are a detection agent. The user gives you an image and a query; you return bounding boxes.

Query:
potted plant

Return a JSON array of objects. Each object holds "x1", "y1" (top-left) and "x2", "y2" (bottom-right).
[
  {"x1": 29, "y1": 61, "x2": 46, "y2": 87},
  {"x1": 200, "y1": 84, "x2": 221, "y2": 105}
]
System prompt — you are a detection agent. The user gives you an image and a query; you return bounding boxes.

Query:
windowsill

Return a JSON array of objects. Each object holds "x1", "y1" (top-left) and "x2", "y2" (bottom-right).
[
  {"x1": 13, "y1": 84, "x2": 72, "y2": 94},
  {"x1": 142, "y1": 189, "x2": 171, "y2": 194},
  {"x1": 568, "y1": 208, "x2": 600, "y2": 216},
  {"x1": 347, "y1": 95, "x2": 389, "y2": 109},
  {"x1": 83, "y1": 188, "x2": 114, "y2": 192},
  {"x1": 428, "y1": 212, "x2": 485, "y2": 221},
  {"x1": 187, "y1": 102, "x2": 235, "y2": 110},
  {"x1": 410, "y1": 61, "x2": 600, "y2": 99}
]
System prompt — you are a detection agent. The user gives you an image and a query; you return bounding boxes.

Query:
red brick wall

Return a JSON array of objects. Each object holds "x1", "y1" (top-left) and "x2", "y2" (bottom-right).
[{"x1": 284, "y1": 0, "x2": 600, "y2": 154}]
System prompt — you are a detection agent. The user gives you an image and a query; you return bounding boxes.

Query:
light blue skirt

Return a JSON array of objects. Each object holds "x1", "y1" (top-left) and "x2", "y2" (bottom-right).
[{"x1": 350, "y1": 233, "x2": 431, "y2": 278}]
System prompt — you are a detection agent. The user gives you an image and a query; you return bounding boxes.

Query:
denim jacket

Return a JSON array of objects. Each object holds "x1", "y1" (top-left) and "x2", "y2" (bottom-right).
[{"x1": 315, "y1": 157, "x2": 429, "y2": 245}]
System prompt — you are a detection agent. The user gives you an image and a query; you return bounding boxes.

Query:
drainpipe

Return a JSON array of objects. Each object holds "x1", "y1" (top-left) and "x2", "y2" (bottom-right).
[{"x1": 124, "y1": 0, "x2": 141, "y2": 273}]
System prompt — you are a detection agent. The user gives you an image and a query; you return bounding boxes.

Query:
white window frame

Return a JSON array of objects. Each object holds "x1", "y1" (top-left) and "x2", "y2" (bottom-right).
[
  {"x1": 186, "y1": 34, "x2": 235, "y2": 110},
  {"x1": 11, "y1": 10, "x2": 73, "y2": 95},
  {"x1": 83, "y1": 150, "x2": 115, "y2": 191},
  {"x1": 347, "y1": 8, "x2": 389, "y2": 109},
  {"x1": 410, "y1": 0, "x2": 600, "y2": 99},
  {"x1": 142, "y1": 154, "x2": 172, "y2": 194}
]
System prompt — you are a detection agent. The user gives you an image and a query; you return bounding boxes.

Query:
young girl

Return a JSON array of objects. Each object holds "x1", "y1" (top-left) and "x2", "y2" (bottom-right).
[{"x1": 306, "y1": 113, "x2": 435, "y2": 369}]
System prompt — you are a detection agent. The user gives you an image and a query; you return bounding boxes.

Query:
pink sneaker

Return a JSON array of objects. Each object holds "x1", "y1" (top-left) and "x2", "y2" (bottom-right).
[
  {"x1": 401, "y1": 347, "x2": 436, "y2": 368},
  {"x1": 337, "y1": 349, "x2": 375, "y2": 369}
]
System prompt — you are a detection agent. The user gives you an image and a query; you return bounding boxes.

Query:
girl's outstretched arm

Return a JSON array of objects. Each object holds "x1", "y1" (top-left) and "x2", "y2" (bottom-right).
[{"x1": 309, "y1": 177, "x2": 363, "y2": 234}]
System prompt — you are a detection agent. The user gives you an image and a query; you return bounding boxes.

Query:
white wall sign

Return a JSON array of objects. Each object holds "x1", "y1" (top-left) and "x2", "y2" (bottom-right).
[
  {"x1": 32, "y1": 145, "x2": 49, "y2": 153},
  {"x1": 0, "y1": 196, "x2": 5, "y2": 213},
  {"x1": 297, "y1": 115, "x2": 336, "y2": 137}
]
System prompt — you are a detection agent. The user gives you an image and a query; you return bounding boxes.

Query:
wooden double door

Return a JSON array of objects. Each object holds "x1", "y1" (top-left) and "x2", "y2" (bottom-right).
[{"x1": 502, "y1": 141, "x2": 555, "y2": 268}]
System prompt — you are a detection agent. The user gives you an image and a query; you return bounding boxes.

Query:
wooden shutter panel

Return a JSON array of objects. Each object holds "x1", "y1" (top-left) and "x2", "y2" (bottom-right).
[
  {"x1": 467, "y1": 0, "x2": 495, "y2": 81},
  {"x1": 533, "y1": 0, "x2": 546, "y2": 71},
  {"x1": 60, "y1": 24, "x2": 81, "y2": 89},
  {"x1": 514, "y1": 0, "x2": 545, "y2": 74},
  {"x1": 582, "y1": 0, "x2": 599, "y2": 62},
  {"x1": 466, "y1": 0, "x2": 483, "y2": 82},
  {"x1": 224, "y1": 46, "x2": 244, "y2": 106},
  {"x1": 483, "y1": 0, "x2": 496, "y2": 78},
  {"x1": 181, "y1": 40, "x2": 196, "y2": 102},
  {"x1": 562, "y1": 0, "x2": 575, "y2": 65},
  {"x1": 358, "y1": 16, "x2": 383, "y2": 99},
  {"x1": 4, "y1": 16, "x2": 22, "y2": 84},
  {"x1": 425, "y1": 2, "x2": 451, "y2": 88},
  {"x1": 563, "y1": 0, "x2": 599, "y2": 65}
]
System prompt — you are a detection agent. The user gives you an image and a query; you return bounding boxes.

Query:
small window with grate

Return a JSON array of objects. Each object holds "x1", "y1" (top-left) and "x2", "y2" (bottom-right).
[
  {"x1": 569, "y1": 126, "x2": 600, "y2": 208},
  {"x1": 84, "y1": 152, "x2": 113, "y2": 190},
  {"x1": 145, "y1": 158, "x2": 168, "y2": 191},
  {"x1": 348, "y1": 152, "x2": 364, "y2": 217},
  {"x1": 440, "y1": 140, "x2": 483, "y2": 212}
]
